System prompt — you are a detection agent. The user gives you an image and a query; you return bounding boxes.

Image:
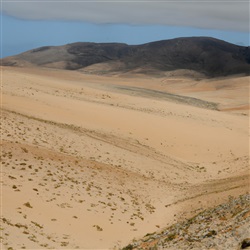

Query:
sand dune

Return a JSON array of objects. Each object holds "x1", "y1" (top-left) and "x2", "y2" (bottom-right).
[{"x1": 1, "y1": 66, "x2": 249, "y2": 249}]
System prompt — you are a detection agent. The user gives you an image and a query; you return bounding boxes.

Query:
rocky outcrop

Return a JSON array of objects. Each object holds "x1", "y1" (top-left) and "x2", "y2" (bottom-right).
[{"x1": 122, "y1": 194, "x2": 250, "y2": 250}]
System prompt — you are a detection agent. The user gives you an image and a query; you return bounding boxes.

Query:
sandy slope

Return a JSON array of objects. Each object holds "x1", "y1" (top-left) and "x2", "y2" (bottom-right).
[{"x1": 1, "y1": 66, "x2": 249, "y2": 249}]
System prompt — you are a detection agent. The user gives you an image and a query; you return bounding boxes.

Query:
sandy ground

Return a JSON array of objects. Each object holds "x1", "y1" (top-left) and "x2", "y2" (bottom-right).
[{"x1": 1, "y1": 66, "x2": 249, "y2": 249}]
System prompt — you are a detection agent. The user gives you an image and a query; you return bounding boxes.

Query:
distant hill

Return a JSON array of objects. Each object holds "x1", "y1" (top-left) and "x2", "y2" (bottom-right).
[{"x1": 2, "y1": 37, "x2": 250, "y2": 77}]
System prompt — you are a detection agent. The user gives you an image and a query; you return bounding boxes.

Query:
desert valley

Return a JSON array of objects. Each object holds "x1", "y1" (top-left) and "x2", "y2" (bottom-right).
[{"x1": 1, "y1": 37, "x2": 250, "y2": 249}]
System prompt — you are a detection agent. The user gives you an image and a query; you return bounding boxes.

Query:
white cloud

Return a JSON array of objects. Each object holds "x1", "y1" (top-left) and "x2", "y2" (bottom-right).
[{"x1": 2, "y1": 0, "x2": 249, "y2": 32}]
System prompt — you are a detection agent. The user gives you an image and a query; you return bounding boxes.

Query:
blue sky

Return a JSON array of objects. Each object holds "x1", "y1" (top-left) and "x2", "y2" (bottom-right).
[{"x1": 1, "y1": 1, "x2": 249, "y2": 58}]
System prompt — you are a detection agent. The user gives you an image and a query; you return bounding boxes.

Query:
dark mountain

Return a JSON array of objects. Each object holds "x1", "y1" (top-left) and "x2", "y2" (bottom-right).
[{"x1": 2, "y1": 37, "x2": 250, "y2": 77}]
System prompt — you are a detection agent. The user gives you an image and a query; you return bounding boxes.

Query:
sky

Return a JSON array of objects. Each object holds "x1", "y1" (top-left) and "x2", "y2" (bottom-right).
[{"x1": 1, "y1": 0, "x2": 249, "y2": 58}]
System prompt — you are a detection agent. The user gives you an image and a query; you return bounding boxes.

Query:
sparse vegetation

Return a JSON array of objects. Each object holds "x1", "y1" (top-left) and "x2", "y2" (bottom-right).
[
  {"x1": 93, "y1": 225, "x2": 103, "y2": 231},
  {"x1": 2, "y1": 61, "x2": 249, "y2": 250},
  {"x1": 23, "y1": 202, "x2": 33, "y2": 208}
]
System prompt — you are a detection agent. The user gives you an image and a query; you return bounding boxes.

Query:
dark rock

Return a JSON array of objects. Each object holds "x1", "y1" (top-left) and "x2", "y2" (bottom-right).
[
  {"x1": 204, "y1": 230, "x2": 217, "y2": 238},
  {"x1": 241, "y1": 238, "x2": 250, "y2": 249}
]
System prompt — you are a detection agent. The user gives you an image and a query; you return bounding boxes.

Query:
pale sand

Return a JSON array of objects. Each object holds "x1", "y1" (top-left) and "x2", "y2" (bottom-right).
[{"x1": 1, "y1": 66, "x2": 249, "y2": 249}]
